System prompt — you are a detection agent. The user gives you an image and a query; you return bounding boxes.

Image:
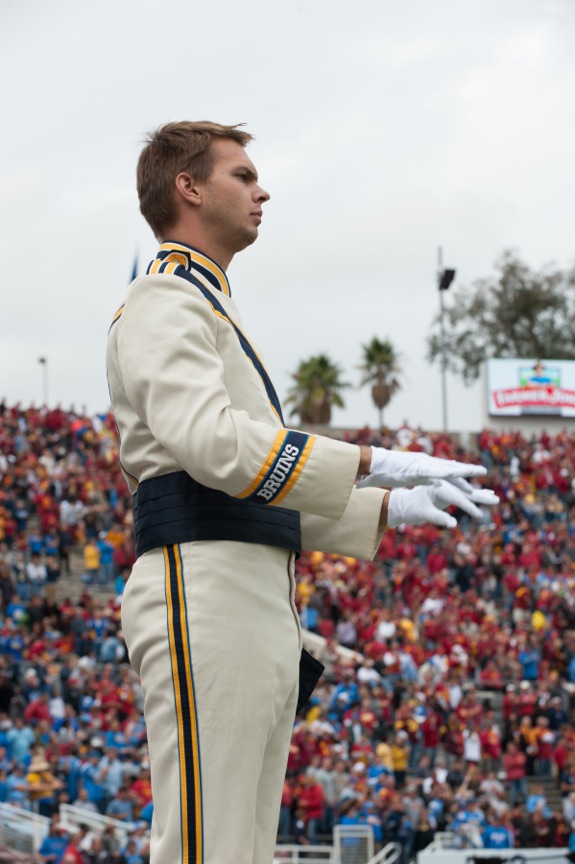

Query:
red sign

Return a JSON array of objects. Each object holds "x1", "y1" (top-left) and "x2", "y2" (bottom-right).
[{"x1": 492, "y1": 386, "x2": 575, "y2": 410}]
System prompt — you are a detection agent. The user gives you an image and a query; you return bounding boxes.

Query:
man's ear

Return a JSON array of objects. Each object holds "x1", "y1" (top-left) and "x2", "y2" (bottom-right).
[{"x1": 175, "y1": 172, "x2": 202, "y2": 206}]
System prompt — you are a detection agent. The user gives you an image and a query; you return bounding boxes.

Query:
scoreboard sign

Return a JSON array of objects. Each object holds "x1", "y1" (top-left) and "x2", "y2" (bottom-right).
[{"x1": 486, "y1": 358, "x2": 575, "y2": 417}]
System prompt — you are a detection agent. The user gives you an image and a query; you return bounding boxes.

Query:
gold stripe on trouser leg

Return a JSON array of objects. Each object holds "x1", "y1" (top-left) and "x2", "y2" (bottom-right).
[{"x1": 163, "y1": 544, "x2": 203, "y2": 864}]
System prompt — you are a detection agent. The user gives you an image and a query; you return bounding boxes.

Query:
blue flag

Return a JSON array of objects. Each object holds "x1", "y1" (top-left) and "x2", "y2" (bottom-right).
[{"x1": 129, "y1": 254, "x2": 138, "y2": 283}]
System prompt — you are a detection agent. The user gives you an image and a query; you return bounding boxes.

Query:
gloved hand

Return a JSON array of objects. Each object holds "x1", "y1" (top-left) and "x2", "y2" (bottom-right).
[
  {"x1": 447, "y1": 476, "x2": 500, "y2": 507},
  {"x1": 387, "y1": 479, "x2": 498, "y2": 529},
  {"x1": 359, "y1": 446, "x2": 487, "y2": 489}
]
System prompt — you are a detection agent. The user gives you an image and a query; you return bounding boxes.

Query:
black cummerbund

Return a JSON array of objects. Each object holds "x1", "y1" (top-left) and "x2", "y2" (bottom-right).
[{"x1": 133, "y1": 471, "x2": 302, "y2": 558}]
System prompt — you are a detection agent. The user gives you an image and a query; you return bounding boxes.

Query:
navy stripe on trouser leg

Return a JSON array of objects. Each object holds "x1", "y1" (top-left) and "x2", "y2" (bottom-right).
[{"x1": 164, "y1": 544, "x2": 203, "y2": 864}]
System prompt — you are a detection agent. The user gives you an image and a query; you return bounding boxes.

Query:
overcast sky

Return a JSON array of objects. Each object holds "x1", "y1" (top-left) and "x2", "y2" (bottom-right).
[{"x1": 2, "y1": 0, "x2": 574, "y2": 432}]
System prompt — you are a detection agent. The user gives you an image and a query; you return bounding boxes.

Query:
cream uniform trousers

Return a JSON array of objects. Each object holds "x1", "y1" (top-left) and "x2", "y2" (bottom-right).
[{"x1": 122, "y1": 540, "x2": 301, "y2": 864}]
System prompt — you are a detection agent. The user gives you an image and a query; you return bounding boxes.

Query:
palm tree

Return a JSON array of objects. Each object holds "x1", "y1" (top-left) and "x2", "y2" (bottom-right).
[
  {"x1": 359, "y1": 337, "x2": 401, "y2": 427},
  {"x1": 285, "y1": 354, "x2": 349, "y2": 425}
]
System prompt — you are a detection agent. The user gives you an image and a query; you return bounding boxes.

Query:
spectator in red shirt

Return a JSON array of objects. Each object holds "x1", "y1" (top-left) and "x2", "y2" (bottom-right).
[
  {"x1": 61, "y1": 831, "x2": 87, "y2": 864},
  {"x1": 24, "y1": 692, "x2": 52, "y2": 725},
  {"x1": 503, "y1": 741, "x2": 527, "y2": 806},
  {"x1": 296, "y1": 774, "x2": 324, "y2": 844},
  {"x1": 130, "y1": 763, "x2": 153, "y2": 811},
  {"x1": 533, "y1": 716, "x2": 554, "y2": 777},
  {"x1": 421, "y1": 711, "x2": 441, "y2": 766}
]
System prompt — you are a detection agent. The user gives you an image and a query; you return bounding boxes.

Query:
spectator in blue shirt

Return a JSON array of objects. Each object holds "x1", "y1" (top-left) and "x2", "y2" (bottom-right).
[
  {"x1": 0, "y1": 745, "x2": 10, "y2": 773},
  {"x1": 37, "y1": 819, "x2": 69, "y2": 863},
  {"x1": 79, "y1": 752, "x2": 106, "y2": 812},
  {"x1": 98, "y1": 748, "x2": 125, "y2": 806},
  {"x1": 5, "y1": 762, "x2": 30, "y2": 808},
  {"x1": 518, "y1": 636, "x2": 541, "y2": 681},
  {"x1": 359, "y1": 790, "x2": 383, "y2": 844},
  {"x1": 5, "y1": 594, "x2": 27, "y2": 625},
  {"x1": 120, "y1": 839, "x2": 145, "y2": 864},
  {"x1": 44, "y1": 530, "x2": 60, "y2": 558},
  {"x1": 482, "y1": 815, "x2": 514, "y2": 849},
  {"x1": 114, "y1": 566, "x2": 131, "y2": 597},
  {"x1": 0, "y1": 767, "x2": 8, "y2": 802},
  {"x1": 58, "y1": 748, "x2": 83, "y2": 803},
  {"x1": 27, "y1": 531, "x2": 44, "y2": 556},
  {"x1": 99, "y1": 629, "x2": 122, "y2": 664},
  {"x1": 6, "y1": 717, "x2": 36, "y2": 763},
  {"x1": 139, "y1": 800, "x2": 154, "y2": 825},
  {"x1": 526, "y1": 783, "x2": 551, "y2": 819},
  {"x1": 466, "y1": 799, "x2": 488, "y2": 830},
  {"x1": 97, "y1": 532, "x2": 115, "y2": 585},
  {"x1": 106, "y1": 785, "x2": 135, "y2": 822}
]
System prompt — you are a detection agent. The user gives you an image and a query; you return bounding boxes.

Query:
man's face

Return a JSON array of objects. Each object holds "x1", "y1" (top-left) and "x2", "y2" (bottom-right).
[{"x1": 199, "y1": 138, "x2": 270, "y2": 255}]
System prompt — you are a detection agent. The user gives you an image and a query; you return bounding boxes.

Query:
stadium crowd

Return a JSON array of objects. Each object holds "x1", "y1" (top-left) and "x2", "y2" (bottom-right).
[{"x1": 2, "y1": 401, "x2": 575, "y2": 862}]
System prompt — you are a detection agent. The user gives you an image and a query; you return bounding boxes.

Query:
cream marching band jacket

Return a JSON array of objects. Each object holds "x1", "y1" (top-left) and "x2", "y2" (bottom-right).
[{"x1": 106, "y1": 242, "x2": 386, "y2": 560}]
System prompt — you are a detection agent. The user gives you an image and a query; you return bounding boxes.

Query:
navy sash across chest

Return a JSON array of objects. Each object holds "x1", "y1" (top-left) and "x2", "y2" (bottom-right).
[{"x1": 175, "y1": 264, "x2": 286, "y2": 425}]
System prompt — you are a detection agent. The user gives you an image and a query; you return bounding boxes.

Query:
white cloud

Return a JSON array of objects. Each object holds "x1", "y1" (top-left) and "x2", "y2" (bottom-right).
[{"x1": 1, "y1": 0, "x2": 574, "y2": 430}]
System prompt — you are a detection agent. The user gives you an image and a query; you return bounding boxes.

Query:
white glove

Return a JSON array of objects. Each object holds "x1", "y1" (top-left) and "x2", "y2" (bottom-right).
[
  {"x1": 447, "y1": 476, "x2": 500, "y2": 507},
  {"x1": 387, "y1": 479, "x2": 498, "y2": 529},
  {"x1": 359, "y1": 446, "x2": 487, "y2": 489}
]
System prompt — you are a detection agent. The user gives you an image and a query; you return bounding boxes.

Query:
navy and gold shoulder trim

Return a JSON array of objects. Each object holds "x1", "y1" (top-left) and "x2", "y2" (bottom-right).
[{"x1": 148, "y1": 241, "x2": 231, "y2": 297}]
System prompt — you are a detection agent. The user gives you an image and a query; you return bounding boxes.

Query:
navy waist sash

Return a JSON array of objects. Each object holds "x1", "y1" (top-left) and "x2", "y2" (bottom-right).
[{"x1": 133, "y1": 471, "x2": 302, "y2": 558}]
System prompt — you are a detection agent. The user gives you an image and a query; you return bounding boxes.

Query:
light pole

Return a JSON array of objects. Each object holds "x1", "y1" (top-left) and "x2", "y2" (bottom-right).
[
  {"x1": 437, "y1": 247, "x2": 456, "y2": 431},
  {"x1": 38, "y1": 357, "x2": 49, "y2": 406}
]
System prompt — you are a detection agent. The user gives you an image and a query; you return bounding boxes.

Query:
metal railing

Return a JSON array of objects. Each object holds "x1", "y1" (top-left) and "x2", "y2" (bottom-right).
[
  {"x1": 274, "y1": 833, "x2": 400, "y2": 864},
  {"x1": 424, "y1": 832, "x2": 456, "y2": 851},
  {"x1": 0, "y1": 803, "x2": 49, "y2": 853},
  {"x1": 367, "y1": 842, "x2": 402, "y2": 864},
  {"x1": 59, "y1": 803, "x2": 135, "y2": 847}
]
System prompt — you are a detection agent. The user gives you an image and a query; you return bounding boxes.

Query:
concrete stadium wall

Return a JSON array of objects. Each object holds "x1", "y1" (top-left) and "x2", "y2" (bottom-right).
[{"x1": 419, "y1": 848, "x2": 570, "y2": 864}]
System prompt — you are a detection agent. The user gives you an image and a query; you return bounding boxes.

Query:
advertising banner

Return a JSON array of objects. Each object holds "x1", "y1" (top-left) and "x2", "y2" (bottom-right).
[{"x1": 486, "y1": 358, "x2": 575, "y2": 417}]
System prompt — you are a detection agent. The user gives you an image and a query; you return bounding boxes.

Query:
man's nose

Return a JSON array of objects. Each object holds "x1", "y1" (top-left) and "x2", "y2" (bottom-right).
[{"x1": 255, "y1": 185, "x2": 270, "y2": 203}]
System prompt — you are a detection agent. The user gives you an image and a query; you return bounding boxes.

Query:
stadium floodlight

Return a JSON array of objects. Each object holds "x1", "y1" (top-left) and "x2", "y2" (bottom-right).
[
  {"x1": 438, "y1": 268, "x2": 456, "y2": 291},
  {"x1": 437, "y1": 249, "x2": 456, "y2": 431},
  {"x1": 38, "y1": 356, "x2": 49, "y2": 406}
]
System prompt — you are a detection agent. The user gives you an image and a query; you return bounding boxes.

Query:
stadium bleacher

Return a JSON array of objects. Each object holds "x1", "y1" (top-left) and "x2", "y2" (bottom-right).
[{"x1": 1, "y1": 401, "x2": 575, "y2": 862}]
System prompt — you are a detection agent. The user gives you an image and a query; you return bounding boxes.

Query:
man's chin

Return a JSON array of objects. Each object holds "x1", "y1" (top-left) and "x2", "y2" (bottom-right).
[{"x1": 235, "y1": 229, "x2": 259, "y2": 252}]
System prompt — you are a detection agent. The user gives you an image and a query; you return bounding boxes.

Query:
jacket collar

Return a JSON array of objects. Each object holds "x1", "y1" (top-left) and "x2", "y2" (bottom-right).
[{"x1": 152, "y1": 241, "x2": 231, "y2": 297}]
